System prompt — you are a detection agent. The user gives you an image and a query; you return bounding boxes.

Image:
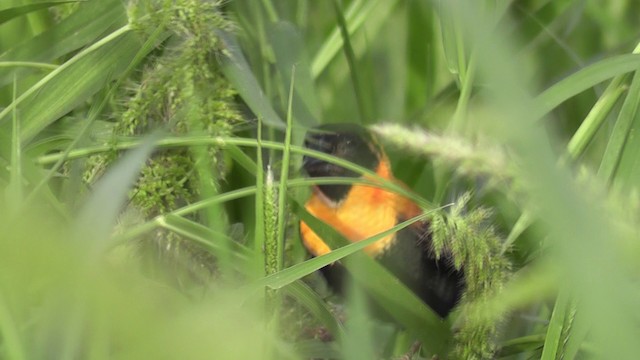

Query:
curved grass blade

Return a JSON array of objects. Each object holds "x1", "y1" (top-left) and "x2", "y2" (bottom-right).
[
  {"x1": 35, "y1": 136, "x2": 436, "y2": 210},
  {"x1": 540, "y1": 290, "x2": 570, "y2": 360},
  {"x1": 0, "y1": 1, "x2": 80, "y2": 26},
  {"x1": 533, "y1": 54, "x2": 640, "y2": 120},
  {"x1": 0, "y1": 25, "x2": 143, "y2": 140},
  {"x1": 603, "y1": 69, "x2": 640, "y2": 187},
  {"x1": 0, "y1": 0, "x2": 126, "y2": 86}
]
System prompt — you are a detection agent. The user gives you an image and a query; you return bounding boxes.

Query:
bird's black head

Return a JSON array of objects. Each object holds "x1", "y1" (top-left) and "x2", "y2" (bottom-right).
[{"x1": 303, "y1": 124, "x2": 381, "y2": 202}]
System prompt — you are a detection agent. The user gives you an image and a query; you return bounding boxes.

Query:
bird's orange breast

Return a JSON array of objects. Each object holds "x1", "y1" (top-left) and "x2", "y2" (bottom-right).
[{"x1": 300, "y1": 161, "x2": 422, "y2": 257}]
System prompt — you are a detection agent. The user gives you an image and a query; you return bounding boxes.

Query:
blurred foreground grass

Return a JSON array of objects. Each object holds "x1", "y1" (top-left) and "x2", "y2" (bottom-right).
[{"x1": 1, "y1": 0, "x2": 640, "y2": 359}]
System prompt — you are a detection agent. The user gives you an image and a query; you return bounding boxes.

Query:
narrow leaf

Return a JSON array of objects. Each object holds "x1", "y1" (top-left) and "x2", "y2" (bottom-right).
[
  {"x1": 533, "y1": 54, "x2": 640, "y2": 119},
  {"x1": 0, "y1": 1, "x2": 79, "y2": 26}
]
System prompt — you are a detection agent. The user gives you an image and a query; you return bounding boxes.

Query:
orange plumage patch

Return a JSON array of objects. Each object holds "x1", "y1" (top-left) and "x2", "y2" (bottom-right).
[{"x1": 300, "y1": 159, "x2": 422, "y2": 257}]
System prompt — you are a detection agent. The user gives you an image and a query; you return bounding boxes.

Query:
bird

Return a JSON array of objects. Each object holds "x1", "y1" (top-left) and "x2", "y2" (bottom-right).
[{"x1": 299, "y1": 123, "x2": 464, "y2": 318}]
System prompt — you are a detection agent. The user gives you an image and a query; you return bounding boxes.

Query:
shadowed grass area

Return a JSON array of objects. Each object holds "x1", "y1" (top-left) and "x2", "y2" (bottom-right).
[{"x1": 1, "y1": 0, "x2": 640, "y2": 359}]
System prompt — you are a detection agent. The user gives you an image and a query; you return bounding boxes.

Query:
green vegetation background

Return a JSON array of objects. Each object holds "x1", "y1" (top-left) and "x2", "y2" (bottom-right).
[{"x1": 1, "y1": 0, "x2": 639, "y2": 359}]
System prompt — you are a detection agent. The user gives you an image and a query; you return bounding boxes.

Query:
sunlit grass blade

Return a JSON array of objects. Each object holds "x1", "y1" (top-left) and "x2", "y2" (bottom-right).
[
  {"x1": 0, "y1": 292, "x2": 25, "y2": 360},
  {"x1": 533, "y1": 54, "x2": 640, "y2": 120},
  {"x1": 255, "y1": 119, "x2": 266, "y2": 276},
  {"x1": 276, "y1": 66, "x2": 296, "y2": 271},
  {"x1": 567, "y1": 75, "x2": 627, "y2": 159},
  {"x1": 0, "y1": 25, "x2": 151, "y2": 141},
  {"x1": 540, "y1": 290, "x2": 569, "y2": 360},
  {"x1": 606, "y1": 73, "x2": 640, "y2": 189},
  {"x1": 0, "y1": 1, "x2": 78, "y2": 26},
  {"x1": 597, "y1": 69, "x2": 640, "y2": 184},
  {"x1": 8, "y1": 75, "x2": 21, "y2": 211},
  {"x1": 567, "y1": 42, "x2": 640, "y2": 161},
  {"x1": 561, "y1": 308, "x2": 590, "y2": 360},
  {"x1": 501, "y1": 211, "x2": 532, "y2": 254},
  {"x1": 0, "y1": 0, "x2": 126, "y2": 86}
]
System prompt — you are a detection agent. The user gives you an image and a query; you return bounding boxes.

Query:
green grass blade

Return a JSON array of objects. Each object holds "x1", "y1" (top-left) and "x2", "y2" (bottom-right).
[
  {"x1": 567, "y1": 76, "x2": 627, "y2": 158},
  {"x1": 598, "y1": 69, "x2": 640, "y2": 183},
  {"x1": 0, "y1": 61, "x2": 57, "y2": 70},
  {"x1": 0, "y1": 0, "x2": 126, "y2": 86},
  {"x1": 533, "y1": 54, "x2": 640, "y2": 120},
  {"x1": 276, "y1": 66, "x2": 296, "y2": 271},
  {"x1": 0, "y1": 283, "x2": 26, "y2": 360},
  {"x1": 332, "y1": 0, "x2": 369, "y2": 123},
  {"x1": 255, "y1": 119, "x2": 266, "y2": 276},
  {"x1": 499, "y1": 334, "x2": 544, "y2": 357},
  {"x1": 561, "y1": 308, "x2": 589, "y2": 360},
  {"x1": 9, "y1": 75, "x2": 21, "y2": 210},
  {"x1": 0, "y1": 25, "x2": 146, "y2": 141},
  {"x1": 260, "y1": 0, "x2": 279, "y2": 22},
  {"x1": 501, "y1": 211, "x2": 532, "y2": 254},
  {"x1": 540, "y1": 290, "x2": 569, "y2": 360},
  {"x1": 0, "y1": 1, "x2": 78, "y2": 26},
  {"x1": 568, "y1": 43, "x2": 640, "y2": 159},
  {"x1": 35, "y1": 136, "x2": 436, "y2": 210}
]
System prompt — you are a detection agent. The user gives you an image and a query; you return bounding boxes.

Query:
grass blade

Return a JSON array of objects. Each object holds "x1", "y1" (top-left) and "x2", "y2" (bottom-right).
[
  {"x1": 0, "y1": 25, "x2": 144, "y2": 140},
  {"x1": 0, "y1": 1, "x2": 78, "y2": 26},
  {"x1": 597, "y1": 69, "x2": 640, "y2": 183},
  {"x1": 331, "y1": 0, "x2": 370, "y2": 123},
  {"x1": 533, "y1": 54, "x2": 640, "y2": 120},
  {"x1": 8, "y1": 75, "x2": 21, "y2": 210},
  {"x1": 540, "y1": 290, "x2": 569, "y2": 360},
  {"x1": 276, "y1": 66, "x2": 296, "y2": 272},
  {"x1": 0, "y1": 0, "x2": 126, "y2": 86}
]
